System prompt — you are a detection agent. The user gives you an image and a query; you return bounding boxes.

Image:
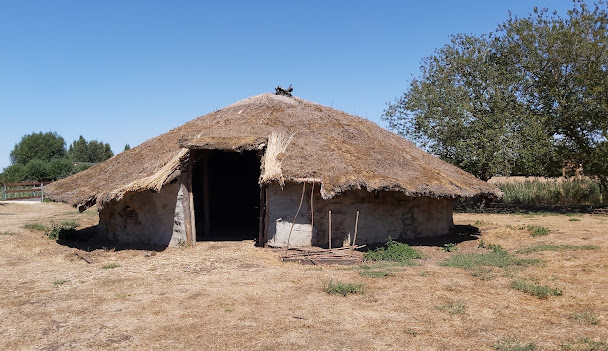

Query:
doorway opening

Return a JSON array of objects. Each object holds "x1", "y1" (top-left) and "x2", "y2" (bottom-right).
[{"x1": 192, "y1": 150, "x2": 262, "y2": 241}]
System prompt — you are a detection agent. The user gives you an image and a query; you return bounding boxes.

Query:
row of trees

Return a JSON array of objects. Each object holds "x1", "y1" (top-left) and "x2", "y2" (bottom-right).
[
  {"x1": 2, "y1": 132, "x2": 117, "y2": 183},
  {"x1": 384, "y1": 1, "x2": 608, "y2": 187}
]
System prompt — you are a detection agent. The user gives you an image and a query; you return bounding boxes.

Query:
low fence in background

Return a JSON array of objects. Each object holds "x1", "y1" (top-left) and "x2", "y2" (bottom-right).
[{"x1": 2, "y1": 181, "x2": 52, "y2": 201}]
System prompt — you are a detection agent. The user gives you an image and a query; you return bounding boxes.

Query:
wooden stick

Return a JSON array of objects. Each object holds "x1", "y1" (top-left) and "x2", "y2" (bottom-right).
[
  {"x1": 286, "y1": 183, "x2": 306, "y2": 250},
  {"x1": 352, "y1": 210, "x2": 360, "y2": 250},
  {"x1": 310, "y1": 182, "x2": 314, "y2": 237},
  {"x1": 328, "y1": 210, "x2": 332, "y2": 250},
  {"x1": 74, "y1": 251, "x2": 91, "y2": 264}
]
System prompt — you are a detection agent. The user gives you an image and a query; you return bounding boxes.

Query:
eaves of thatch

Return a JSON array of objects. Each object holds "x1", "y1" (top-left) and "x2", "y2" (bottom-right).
[{"x1": 45, "y1": 93, "x2": 502, "y2": 211}]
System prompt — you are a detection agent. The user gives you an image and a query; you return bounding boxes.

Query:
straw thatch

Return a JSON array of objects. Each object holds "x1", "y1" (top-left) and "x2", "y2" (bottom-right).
[{"x1": 46, "y1": 93, "x2": 501, "y2": 210}]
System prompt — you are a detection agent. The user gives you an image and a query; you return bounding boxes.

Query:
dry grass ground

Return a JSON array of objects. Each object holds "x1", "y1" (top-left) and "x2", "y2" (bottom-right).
[{"x1": 0, "y1": 201, "x2": 607, "y2": 350}]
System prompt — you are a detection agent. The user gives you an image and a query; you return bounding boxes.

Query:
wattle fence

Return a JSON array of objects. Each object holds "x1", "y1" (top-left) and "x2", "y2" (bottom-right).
[{"x1": 2, "y1": 181, "x2": 52, "y2": 201}]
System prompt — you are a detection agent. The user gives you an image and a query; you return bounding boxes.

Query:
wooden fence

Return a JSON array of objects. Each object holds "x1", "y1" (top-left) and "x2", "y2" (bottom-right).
[{"x1": 2, "y1": 181, "x2": 52, "y2": 201}]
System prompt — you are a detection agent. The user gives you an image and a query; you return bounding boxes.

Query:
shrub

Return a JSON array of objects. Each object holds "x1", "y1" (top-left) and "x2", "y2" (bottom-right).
[
  {"x1": 324, "y1": 280, "x2": 365, "y2": 296},
  {"x1": 47, "y1": 221, "x2": 79, "y2": 240},
  {"x1": 442, "y1": 243, "x2": 458, "y2": 252},
  {"x1": 364, "y1": 238, "x2": 423, "y2": 264},
  {"x1": 510, "y1": 280, "x2": 563, "y2": 299}
]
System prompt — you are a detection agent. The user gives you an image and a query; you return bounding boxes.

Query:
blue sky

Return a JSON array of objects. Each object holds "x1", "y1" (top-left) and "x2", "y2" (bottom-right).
[{"x1": 0, "y1": 0, "x2": 573, "y2": 170}]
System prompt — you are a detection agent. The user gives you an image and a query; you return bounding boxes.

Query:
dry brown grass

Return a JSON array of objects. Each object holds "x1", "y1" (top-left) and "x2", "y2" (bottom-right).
[{"x1": 0, "y1": 201, "x2": 606, "y2": 350}]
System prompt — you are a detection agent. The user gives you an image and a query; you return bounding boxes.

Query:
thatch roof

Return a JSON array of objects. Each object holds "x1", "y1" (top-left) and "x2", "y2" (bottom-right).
[{"x1": 46, "y1": 93, "x2": 501, "y2": 210}]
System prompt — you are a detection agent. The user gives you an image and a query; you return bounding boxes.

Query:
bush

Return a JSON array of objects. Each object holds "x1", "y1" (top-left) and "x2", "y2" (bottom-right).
[
  {"x1": 364, "y1": 238, "x2": 423, "y2": 264},
  {"x1": 47, "y1": 221, "x2": 79, "y2": 240}
]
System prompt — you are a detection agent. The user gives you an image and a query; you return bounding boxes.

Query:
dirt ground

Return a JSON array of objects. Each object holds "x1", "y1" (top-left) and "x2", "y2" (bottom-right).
[{"x1": 0, "y1": 201, "x2": 607, "y2": 350}]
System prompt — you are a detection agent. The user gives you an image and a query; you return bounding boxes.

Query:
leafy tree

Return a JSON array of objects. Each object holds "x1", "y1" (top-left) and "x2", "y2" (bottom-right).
[
  {"x1": 1, "y1": 164, "x2": 26, "y2": 183},
  {"x1": 124, "y1": 144, "x2": 131, "y2": 151},
  {"x1": 47, "y1": 158, "x2": 75, "y2": 180},
  {"x1": 23, "y1": 159, "x2": 50, "y2": 181},
  {"x1": 384, "y1": 1, "x2": 607, "y2": 181},
  {"x1": 67, "y1": 136, "x2": 113, "y2": 163},
  {"x1": 9, "y1": 132, "x2": 66, "y2": 165}
]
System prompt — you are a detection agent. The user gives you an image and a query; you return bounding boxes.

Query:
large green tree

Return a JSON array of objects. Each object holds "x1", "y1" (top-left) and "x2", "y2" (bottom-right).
[
  {"x1": 9, "y1": 132, "x2": 67, "y2": 165},
  {"x1": 67, "y1": 136, "x2": 114, "y2": 163},
  {"x1": 384, "y1": 1, "x2": 608, "y2": 182}
]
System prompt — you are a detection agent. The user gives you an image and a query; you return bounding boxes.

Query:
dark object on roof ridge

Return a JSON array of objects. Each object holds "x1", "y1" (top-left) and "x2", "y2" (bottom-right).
[{"x1": 275, "y1": 84, "x2": 293, "y2": 96}]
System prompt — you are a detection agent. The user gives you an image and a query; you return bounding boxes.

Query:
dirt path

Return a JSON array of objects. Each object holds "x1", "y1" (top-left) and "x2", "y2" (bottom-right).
[{"x1": 0, "y1": 202, "x2": 606, "y2": 350}]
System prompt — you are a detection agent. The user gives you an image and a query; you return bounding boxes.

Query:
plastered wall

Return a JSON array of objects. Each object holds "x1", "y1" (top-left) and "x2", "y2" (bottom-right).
[
  {"x1": 266, "y1": 183, "x2": 455, "y2": 248},
  {"x1": 98, "y1": 180, "x2": 187, "y2": 247}
]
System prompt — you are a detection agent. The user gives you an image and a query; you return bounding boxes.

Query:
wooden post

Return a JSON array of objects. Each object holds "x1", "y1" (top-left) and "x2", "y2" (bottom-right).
[
  {"x1": 202, "y1": 152, "x2": 211, "y2": 239},
  {"x1": 310, "y1": 182, "x2": 314, "y2": 238},
  {"x1": 328, "y1": 210, "x2": 332, "y2": 250},
  {"x1": 181, "y1": 154, "x2": 194, "y2": 246},
  {"x1": 188, "y1": 155, "x2": 196, "y2": 246},
  {"x1": 352, "y1": 210, "x2": 360, "y2": 250},
  {"x1": 258, "y1": 184, "x2": 267, "y2": 247}
]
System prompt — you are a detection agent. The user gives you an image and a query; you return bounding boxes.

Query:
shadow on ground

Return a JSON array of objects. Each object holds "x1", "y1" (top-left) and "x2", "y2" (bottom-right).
[
  {"x1": 56, "y1": 225, "x2": 167, "y2": 252},
  {"x1": 403, "y1": 224, "x2": 481, "y2": 247}
]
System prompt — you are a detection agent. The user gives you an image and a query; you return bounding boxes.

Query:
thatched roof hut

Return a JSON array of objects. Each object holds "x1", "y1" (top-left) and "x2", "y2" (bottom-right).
[{"x1": 46, "y1": 93, "x2": 500, "y2": 248}]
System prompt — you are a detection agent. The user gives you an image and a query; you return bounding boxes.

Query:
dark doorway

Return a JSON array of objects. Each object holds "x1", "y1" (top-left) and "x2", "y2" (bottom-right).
[{"x1": 192, "y1": 150, "x2": 261, "y2": 241}]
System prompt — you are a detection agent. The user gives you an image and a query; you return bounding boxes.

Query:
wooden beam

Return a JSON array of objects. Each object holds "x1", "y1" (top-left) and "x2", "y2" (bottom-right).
[
  {"x1": 258, "y1": 184, "x2": 267, "y2": 247},
  {"x1": 202, "y1": 151, "x2": 211, "y2": 239},
  {"x1": 181, "y1": 154, "x2": 194, "y2": 246}
]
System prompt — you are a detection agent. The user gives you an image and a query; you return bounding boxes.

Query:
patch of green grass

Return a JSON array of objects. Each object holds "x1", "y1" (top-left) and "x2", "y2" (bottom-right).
[
  {"x1": 47, "y1": 221, "x2": 79, "y2": 240},
  {"x1": 22, "y1": 223, "x2": 47, "y2": 231},
  {"x1": 528, "y1": 225, "x2": 550, "y2": 237},
  {"x1": 52, "y1": 279, "x2": 67, "y2": 286},
  {"x1": 510, "y1": 279, "x2": 563, "y2": 299},
  {"x1": 493, "y1": 337, "x2": 540, "y2": 351},
  {"x1": 560, "y1": 337, "x2": 608, "y2": 350},
  {"x1": 471, "y1": 267, "x2": 496, "y2": 280},
  {"x1": 324, "y1": 280, "x2": 365, "y2": 296},
  {"x1": 0, "y1": 230, "x2": 18, "y2": 236},
  {"x1": 441, "y1": 246, "x2": 540, "y2": 270},
  {"x1": 436, "y1": 299, "x2": 466, "y2": 315},
  {"x1": 572, "y1": 311, "x2": 600, "y2": 325},
  {"x1": 102, "y1": 263, "x2": 120, "y2": 270},
  {"x1": 442, "y1": 243, "x2": 458, "y2": 252},
  {"x1": 364, "y1": 238, "x2": 422, "y2": 264},
  {"x1": 518, "y1": 244, "x2": 599, "y2": 254},
  {"x1": 569, "y1": 218, "x2": 582, "y2": 221},
  {"x1": 358, "y1": 269, "x2": 391, "y2": 278},
  {"x1": 474, "y1": 220, "x2": 490, "y2": 226}
]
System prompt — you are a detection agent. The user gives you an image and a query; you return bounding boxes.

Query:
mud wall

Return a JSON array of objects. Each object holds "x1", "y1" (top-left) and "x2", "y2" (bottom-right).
[
  {"x1": 98, "y1": 180, "x2": 187, "y2": 247},
  {"x1": 266, "y1": 183, "x2": 455, "y2": 248}
]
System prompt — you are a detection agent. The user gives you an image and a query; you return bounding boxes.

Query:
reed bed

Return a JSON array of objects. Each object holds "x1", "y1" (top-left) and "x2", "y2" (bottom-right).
[{"x1": 495, "y1": 179, "x2": 605, "y2": 206}]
